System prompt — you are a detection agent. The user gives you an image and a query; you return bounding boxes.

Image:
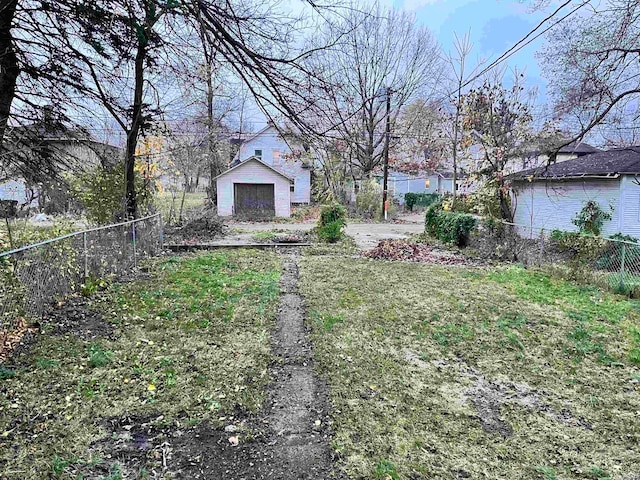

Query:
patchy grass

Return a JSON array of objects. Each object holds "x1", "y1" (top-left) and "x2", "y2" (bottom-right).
[
  {"x1": 299, "y1": 258, "x2": 640, "y2": 479},
  {"x1": 303, "y1": 235, "x2": 358, "y2": 256},
  {"x1": 0, "y1": 249, "x2": 280, "y2": 479},
  {"x1": 252, "y1": 231, "x2": 277, "y2": 242}
]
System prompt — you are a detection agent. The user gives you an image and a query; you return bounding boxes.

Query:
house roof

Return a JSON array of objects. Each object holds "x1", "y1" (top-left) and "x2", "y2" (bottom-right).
[
  {"x1": 557, "y1": 141, "x2": 601, "y2": 155},
  {"x1": 237, "y1": 125, "x2": 274, "y2": 145},
  {"x1": 214, "y1": 156, "x2": 294, "y2": 182},
  {"x1": 510, "y1": 146, "x2": 640, "y2": 181}
]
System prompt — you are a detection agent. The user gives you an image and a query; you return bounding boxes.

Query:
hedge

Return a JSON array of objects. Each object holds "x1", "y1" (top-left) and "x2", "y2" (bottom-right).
[
  {"x1": 404, "y1": 192, "x2": 441, "y2": 211},
  {"x1": 425, "y1": 204, "x2": 477, "y2": 246}
]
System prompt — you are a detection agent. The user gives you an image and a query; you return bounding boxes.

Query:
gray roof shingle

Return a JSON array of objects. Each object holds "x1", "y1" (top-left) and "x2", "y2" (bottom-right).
[{"x1": 510, "y1": 146, "x2": 640, "y2": 181}]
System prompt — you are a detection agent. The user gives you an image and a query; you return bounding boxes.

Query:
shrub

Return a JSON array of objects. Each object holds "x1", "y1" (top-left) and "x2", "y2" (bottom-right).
[
  {"x1": 404, "y1": 192, "x2": 440, "y2": 211},
  {"x1": 355, "y1": 180, "x2": 382, "y2": 219},
  {"x1": 550, "y1": 230, "x2": 608, "y2": 262},
  {"x1": 69, "y1": 162, "x2": 154, "y2": 225},
  {"x1": 319, "y1": 203, "x2": 347, "y2": 227},
  {"x1": 317, "y1": 220, "x2": 343, "y2": 243},
  {"x1": 317, "y1": 204, "x2": 346, "y2": 243},
  {"x1": 179, "y1": 207, "x2": 226, "y2": 238},
  {"x1": 572, "y1": 200, "x2": 612, "y2": 236},
  {"x1": 425, "y1": 203, "x2": 477, "y2": 246}
]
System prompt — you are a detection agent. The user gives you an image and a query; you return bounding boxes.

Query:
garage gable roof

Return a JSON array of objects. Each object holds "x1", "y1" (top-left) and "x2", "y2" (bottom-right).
[
  {"x1": 509, "y1": 146, "x2": 640, "y2": 181},
  {"x1": 215, "y1": 156, "x2": 294, "y2": 182}
]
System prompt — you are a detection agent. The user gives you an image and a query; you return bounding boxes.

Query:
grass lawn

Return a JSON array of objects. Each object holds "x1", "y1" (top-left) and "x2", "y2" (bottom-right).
[
  {"x1": 299, "y1": 258, "x2": 640, "y2": 480},
  {"x1": 0, "y1": 249, "x2": 280, "y2": 479}
]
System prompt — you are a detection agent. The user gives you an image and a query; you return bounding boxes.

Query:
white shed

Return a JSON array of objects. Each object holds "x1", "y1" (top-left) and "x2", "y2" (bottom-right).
[
  {"x1": 510, "y1": 147, "x2": 640, "y2": 238},
  {"x1": 215, "y1": 156, "x2": 293, "y2": 218}
]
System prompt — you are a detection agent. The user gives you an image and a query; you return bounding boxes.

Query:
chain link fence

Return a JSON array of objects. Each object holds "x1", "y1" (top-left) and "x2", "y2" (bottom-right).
[
  {"x1": 0, "y1": 213, "x2": 163, "y2": 330},
  {"x1": 472, "y1": 220, "x2": 640, "y2": 296}
]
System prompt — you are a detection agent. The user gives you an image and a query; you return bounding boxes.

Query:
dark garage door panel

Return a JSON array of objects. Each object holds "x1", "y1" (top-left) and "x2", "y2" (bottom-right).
[{"x1": 234, "y1": 183, "x2": 275, "y2": 217}]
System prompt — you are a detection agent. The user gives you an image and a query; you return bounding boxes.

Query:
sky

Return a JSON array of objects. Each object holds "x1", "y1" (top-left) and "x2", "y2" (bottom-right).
[{"x1": 397, "y1": 0, "x2": 550, "y2": 100}]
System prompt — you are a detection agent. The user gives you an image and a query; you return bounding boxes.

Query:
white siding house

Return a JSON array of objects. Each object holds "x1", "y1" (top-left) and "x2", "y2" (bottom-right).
[
  {"x1": 380, "y1": 171, "x2": 456, "y2": 204},
  {"x1": 234, "y1": 125, "x2": 311, "y2": 204},
  {"x1": 511, "y1": 147, "x2": 640, "y2": 238},
  {"x1": 216, "y1": 157, "x2": 293, "y2": 218}
]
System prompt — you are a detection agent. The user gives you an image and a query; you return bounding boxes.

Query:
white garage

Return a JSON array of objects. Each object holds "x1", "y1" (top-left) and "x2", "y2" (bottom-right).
[{"x1": 215, "y1": 156, "x2": 293, "y2": 218}]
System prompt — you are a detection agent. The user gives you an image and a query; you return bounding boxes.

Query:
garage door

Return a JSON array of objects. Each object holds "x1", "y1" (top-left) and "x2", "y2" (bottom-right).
[{"x1": 234, "y1": 183, "x2": 275, "y2": 218}]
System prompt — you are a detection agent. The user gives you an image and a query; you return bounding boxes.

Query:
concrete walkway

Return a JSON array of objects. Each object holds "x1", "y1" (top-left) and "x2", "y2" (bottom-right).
[{"x1": 226, "y1": 213, "x2": 425, "y2": 250}]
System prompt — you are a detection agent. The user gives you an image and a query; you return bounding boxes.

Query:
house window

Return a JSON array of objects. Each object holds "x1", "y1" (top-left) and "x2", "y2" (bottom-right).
[
  {"x1": 290, "y1": 183, "x2": 295, "y2": 192},
  {"x1": 425, "y1": 179, "x2": 431, "y2": 189},
  {"x1": 273, "y1": 149, "x2": 280, "y2": 161},
  {"x1": 254, "y1": 149, "x2": 262, "y2": 159}
]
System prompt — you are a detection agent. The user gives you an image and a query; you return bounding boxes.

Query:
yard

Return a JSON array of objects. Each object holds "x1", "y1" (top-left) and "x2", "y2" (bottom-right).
[
  {"x1": 299, "y1": 257, "x2": 640, "y2": 480},
  {"x1": 0, "y1": 250, "x2": 280, "y2": 479},
  {"x1": 1, "y1": 238, "x2": 640, "y2": 479}
]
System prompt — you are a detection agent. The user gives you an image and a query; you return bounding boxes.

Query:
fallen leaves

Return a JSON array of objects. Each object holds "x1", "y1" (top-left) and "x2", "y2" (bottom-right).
[
  {"x1": 0, "y1": 316, "x2": 37, "y2": 362},
  {"x1": 363, "y1": 239, "x2": 475, "y2": 265}
]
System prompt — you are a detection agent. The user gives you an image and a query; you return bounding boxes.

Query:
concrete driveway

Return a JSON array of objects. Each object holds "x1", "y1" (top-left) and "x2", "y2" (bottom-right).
[{"x1": 229, "y1": 213, "x2": 425, "y2": 250}]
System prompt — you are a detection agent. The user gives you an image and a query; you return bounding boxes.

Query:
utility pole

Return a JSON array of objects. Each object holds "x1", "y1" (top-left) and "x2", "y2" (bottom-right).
[{"x1": 382, "y1": 87, "x2": 391, "y2": 221}]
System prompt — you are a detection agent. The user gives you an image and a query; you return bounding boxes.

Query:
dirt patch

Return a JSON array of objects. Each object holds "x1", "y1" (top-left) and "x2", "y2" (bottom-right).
[
  {"x1": 46, "y1": 295, "x2": 115, "y2": 341},
  {"x1": 429, "y1": 358, "x2": 592, "y2": 436}
]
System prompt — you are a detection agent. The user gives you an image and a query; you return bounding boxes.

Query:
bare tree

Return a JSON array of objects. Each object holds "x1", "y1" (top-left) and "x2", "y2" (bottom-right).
[
  {"x1": 303, "y1": 2, "x2": 443, "y2": 179},
  {"x1": 444, "y1": 32, "x2": 485, "y2": 199},
  {"x1": 3, "y1": 0, "x2": 350, "y2": 219},
  {"x1": 461, "y1": 77, "x2": 534, "y2": 220},
  {"x1": 538, "y1": 0, "x2": 640, "y2": 150},
  {"x1": 391, "y1": 99, "x2": 446, "y2": 175}
]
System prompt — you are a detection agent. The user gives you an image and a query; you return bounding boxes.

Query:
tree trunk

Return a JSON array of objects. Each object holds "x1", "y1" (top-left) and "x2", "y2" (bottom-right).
[
  {"x1": 498, "y1": 187, "x2": 512, "y2": 222},
  {"x1": 125, "y1": 35, "x2": 147, "y2": 219},
  {"x1": 0, "y1": 0, "x2": 19, "y2": 149}
]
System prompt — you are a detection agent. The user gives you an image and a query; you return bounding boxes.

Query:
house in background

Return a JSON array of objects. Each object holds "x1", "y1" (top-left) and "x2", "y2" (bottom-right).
[
  {"x1": 215, "y1": 156, "x2": 294, "y2": 217},
  {"x1": 231, "y1": 124, "x2": 312, "y2": 206},
  {"x1": 505, "y1": 140, "x2": 602, "y2": 175},
  {"x1": 0, "y1": 121, "x2": 122, "y2": 212},
  {"x1": 378, "y1": 170, "x2": 461, "y2": 204},
  {"x1": 510, "y1": 146, "x2": 640, "y2": 238}
]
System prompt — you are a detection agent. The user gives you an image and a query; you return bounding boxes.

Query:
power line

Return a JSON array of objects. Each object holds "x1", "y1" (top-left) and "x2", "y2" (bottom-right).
[{"x1": 444, "y1": 0, "x2": 591, "y2": 99}]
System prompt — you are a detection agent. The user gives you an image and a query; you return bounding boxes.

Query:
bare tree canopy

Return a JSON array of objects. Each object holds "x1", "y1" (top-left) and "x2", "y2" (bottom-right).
[
  {"x1": 302, "y1": 2, "x2": 443, "y2": 177},
  {"x1": 539, "y1": 0, "x2": 640, "y2": 147},
  {"x1": 1, "y1": 0, "x2": 352, "y2": 218}
]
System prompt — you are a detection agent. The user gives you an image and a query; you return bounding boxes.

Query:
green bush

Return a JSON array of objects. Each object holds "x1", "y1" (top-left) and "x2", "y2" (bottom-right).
[
  {"x1": 572, "y1": 200, "x2": 612, "y2": 236},
  {"x1": 319, "y1": 203, "x2": 347, "y2": 227},
  {"x1": 404, "y1": 192, "x2": 441, "y2": 211},
  {"x1": 317, "y1": 220, "x2": 344, "y2": 243},
  {"x1": 69, "y1": 162, "x2": 154, "y2": 225},
  {"x1": 425, "y1": 203, "x2": 477, "y2": 246},
  {"x1": 317, "y1": 204, "x2": 346, "y2": 243},
  {"x1": 550, "y1": 230, "x2": 609, "y2": 266}
]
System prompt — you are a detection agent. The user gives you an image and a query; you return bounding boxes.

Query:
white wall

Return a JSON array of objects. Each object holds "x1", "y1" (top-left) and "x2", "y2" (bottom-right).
[
  {"x1": 237, "y1": 126, "x2": 311, "y2": 204},
  {"x1": 618, "y1": 175, "x2": 640, "y2": 238},
  {"x1": 513, "y1": 179, "x2": 621, "y2": 238},
  {"x1": 216, "y1": 159, "x2": 291, "y2": 217}
]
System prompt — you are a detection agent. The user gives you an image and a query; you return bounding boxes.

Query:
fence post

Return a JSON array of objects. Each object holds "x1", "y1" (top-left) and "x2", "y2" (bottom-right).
[
  {"x1": 620, "y1": 242, "x2": 627, "y2": 291},
  {"x1": 83, "y1": 231, "x2": 88, "y2": 280},
  {"x1": 132, "y1": 221, "x2": 137, "y2": 269},
  {"x1": 158, "y1": 214, "x2": 164, "y2": 250}
]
